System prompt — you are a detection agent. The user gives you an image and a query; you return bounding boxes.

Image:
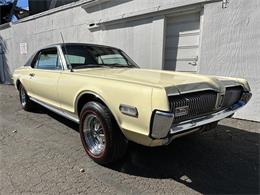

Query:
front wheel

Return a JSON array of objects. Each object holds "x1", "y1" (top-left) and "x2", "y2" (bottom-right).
[{"x1": 79, "y1": 101, "x2": 128, "y2": 165}]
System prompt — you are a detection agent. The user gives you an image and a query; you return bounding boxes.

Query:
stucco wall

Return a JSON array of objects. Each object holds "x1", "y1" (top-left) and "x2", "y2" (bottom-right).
[
  {"x1": 0, "y1": 0, "x2": 207, "y2": 74},
  {"x1": 199, "y1": 0, "x2": 260, "y2": 121}
]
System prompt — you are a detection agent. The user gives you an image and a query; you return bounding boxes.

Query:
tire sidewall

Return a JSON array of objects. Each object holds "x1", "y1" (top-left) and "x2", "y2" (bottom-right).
[
  {"x1": 19, "y1": 85, "x2": 28, "y2": 109},
  {"x1": 79, "y1": 103, "x2": 112, "y2": 163}
]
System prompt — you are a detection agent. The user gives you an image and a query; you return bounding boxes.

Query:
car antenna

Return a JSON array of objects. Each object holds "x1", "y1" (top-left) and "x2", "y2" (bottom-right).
[{"x1": 60, "y1": 32, "x2": 73, "y2": 72}]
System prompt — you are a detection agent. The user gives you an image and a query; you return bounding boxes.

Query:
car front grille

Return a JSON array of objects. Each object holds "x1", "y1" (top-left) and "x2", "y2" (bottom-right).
[
  {"x1": 222, "y1": 86, "x2": 243, "y2": 108},
  {"x1": 169, "y1": 91, "x2": 218, "y2": 123},
  {"x1": 169, "y1": 86, "x2": 244, "y2": 124}
]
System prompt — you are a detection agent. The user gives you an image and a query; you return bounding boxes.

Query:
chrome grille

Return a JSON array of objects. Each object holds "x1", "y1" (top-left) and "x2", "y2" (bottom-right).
[
  {"x1": 222, "y1": 86, "x2": 243, "y2": 108},
  {"x1": 169, "y1": 91, "x2": 218, "y2": 123}
]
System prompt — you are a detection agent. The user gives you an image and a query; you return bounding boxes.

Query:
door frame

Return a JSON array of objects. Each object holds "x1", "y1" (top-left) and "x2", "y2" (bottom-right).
[
  {"x1": 28, "y1": 46, "x2": 65, "y2": 107},
  {"x1": 162, "y1": 6, "x2": 204, "y2": 72}
]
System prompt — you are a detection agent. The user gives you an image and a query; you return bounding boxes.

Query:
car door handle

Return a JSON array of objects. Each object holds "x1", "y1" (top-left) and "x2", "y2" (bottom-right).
[{"x1": 29, "y1": 73, "x2": 35, "y2": 77}]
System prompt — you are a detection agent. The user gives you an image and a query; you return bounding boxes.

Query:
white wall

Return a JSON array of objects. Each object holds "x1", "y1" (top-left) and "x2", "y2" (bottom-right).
[
  {"x1": 0, "y1": 0, "x2": 190, "y2": 73},
  {"x1": 199, "y1": 0, "x2": 260, "y2": 121},
  {"x1": 0, "y1": 0, "x2": 214, "y2": 73}
]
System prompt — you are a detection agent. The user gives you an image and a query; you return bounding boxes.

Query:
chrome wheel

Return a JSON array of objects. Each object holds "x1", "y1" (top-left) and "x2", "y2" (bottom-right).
[
  {"x1": 83, "y1": 114, "x2": 106, "y2": 156},
  {"x1": 20, "y1": 87, "x2": 27, "y2": 107}
]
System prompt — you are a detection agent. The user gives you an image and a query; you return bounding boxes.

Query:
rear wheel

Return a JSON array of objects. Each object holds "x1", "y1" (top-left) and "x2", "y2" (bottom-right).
[
  {"x1": 79, "y1": 101, "x2": 128, "y2": 165},
  {"x1": 19, "y1": 85, "x2": 35, "y2": 111}
]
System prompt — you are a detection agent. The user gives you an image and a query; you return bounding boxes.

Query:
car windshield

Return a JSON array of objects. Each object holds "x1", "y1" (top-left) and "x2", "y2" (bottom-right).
[{"x1": 62, "y1": 45, "x2": 138, "y2": 69}]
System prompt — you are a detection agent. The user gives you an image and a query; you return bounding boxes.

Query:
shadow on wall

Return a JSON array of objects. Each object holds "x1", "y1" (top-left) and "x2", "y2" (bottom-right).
[
  {"x1": 0, "y1": 35, "x2": 12, "y2": 84},
  {"x1": 84, "y1": 0, "x2": 133, "y2": 13}
]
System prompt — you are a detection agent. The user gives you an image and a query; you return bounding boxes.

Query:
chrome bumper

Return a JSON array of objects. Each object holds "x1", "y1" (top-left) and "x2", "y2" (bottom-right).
[{"x1": 150, "y1": 92, "x2": 252, "y2": 139}]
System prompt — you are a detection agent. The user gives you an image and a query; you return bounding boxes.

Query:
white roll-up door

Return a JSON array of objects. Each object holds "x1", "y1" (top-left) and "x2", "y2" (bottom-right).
[{"x1": 164, "y1": 12, "x2": 201, "y2": 72}]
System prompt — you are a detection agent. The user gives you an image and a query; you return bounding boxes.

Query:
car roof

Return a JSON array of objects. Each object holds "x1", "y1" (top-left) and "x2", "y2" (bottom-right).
[{"x1": 45, "y1": 43, "x2": 119, "y2": 50}]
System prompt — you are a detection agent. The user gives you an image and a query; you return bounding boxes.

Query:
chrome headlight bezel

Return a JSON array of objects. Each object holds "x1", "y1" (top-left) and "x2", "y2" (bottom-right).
[{"x1": 150, "y1": 110, "x2": 174, "y2": 139}]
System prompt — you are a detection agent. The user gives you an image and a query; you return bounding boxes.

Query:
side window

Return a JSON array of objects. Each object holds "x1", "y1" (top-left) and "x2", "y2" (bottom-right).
[
  {"x1": 97, "y1": 54, "x2": 128, "y2": 65},
  {"x1": 65, "y1": 55, "x2": 85, "y2": 64},
  {"x1": 35, "y1": 48, "x2": 62, "y2": 70}
]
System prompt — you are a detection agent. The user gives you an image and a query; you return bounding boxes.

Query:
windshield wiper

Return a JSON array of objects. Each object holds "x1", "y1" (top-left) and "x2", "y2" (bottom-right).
[{"x1": 73, "y1": 64, "x2": 136, "y2": 69}]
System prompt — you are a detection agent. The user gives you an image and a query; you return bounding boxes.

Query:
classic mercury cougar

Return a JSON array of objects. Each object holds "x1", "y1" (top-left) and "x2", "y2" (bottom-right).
[{"x1": 13, "y1": 43, "x2": 252, "y2": 164}]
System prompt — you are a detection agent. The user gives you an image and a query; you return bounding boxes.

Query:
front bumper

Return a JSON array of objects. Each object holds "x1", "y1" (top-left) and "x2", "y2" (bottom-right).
[{"x1": 150, "y1": 92, "x2": 252, "y2": 139}]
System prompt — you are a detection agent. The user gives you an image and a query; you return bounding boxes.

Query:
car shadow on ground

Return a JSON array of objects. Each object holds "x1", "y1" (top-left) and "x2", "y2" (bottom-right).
[
  {"x1": 111, "y1": 126, "x2": 259, "y2": 194},
  {"x1": 37, "y1": 105, "x2": 80, "y2": 131},
  {"x1": 41, "y1": 106, "x2": 259, "y2": 194}
]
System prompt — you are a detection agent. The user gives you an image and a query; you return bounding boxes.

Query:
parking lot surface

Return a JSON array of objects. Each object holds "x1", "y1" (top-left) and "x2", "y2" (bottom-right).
[{"x1": 0, "y1": 84, "x2": 259, "y2": 194}]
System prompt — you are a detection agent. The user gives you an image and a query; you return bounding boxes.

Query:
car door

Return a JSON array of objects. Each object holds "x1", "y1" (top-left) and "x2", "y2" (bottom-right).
[{"x1": 28, "y1": 47, "x2": 63, "y2": 108}]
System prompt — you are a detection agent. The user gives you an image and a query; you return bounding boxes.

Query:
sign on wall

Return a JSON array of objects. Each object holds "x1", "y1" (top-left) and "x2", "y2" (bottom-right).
[{"x1": 19, "y1": 42, "x2": 28, "y2": 55}]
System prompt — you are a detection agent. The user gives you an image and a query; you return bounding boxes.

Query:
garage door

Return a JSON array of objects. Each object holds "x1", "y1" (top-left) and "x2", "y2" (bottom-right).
[{"x1": 164, "y1": 12, "x2": 201, "y2": 72}]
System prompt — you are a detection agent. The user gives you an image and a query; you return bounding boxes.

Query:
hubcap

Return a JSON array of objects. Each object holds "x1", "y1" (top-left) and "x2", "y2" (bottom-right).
[
  {"x1": 83, "y1": 114, "x2": 106, "y2": 156},
  {"x1": 20, "y1": 87, "x2": 26, "y2": 107}
]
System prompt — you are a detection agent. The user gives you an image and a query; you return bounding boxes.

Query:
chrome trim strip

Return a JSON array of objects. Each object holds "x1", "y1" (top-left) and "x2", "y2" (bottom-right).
[
  {"x1": 170, "y1": 100, "x2": 246, "y2": 135},
  {"x1": 167, "y1": 88, "x2": 220, "y2": 97},
  {"x1": 155, "y1": 111, "x2": 174, "y2": 118},
  {"x1": 30, "y1": 97, "x2": 80, "y2": 123},
  {"x1": 222, "y1": 84, "x2": 243, "y2": 88},
  {"x1": 75, "y1": 90, "x2": 105, "y2": 116},
  {"x1": 167, "y1": 84, "x2": 244, "y2": 97}
]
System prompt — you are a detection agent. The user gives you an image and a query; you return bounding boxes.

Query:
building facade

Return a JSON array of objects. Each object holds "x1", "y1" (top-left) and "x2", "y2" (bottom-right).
[{"x1": 0, "y1": 0, "x2": 259, "y2": 121}]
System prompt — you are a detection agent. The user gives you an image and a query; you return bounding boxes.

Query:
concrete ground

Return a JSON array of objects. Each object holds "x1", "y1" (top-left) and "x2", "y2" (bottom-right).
[{"x1": 0, "y1": 84, "x2": 259, "y2": 195}]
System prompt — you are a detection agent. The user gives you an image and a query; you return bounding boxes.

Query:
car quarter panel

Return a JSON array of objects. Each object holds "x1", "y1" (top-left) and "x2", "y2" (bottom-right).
[{"x1": 13, "y1": 67, "x2": 32, "y2": 91}]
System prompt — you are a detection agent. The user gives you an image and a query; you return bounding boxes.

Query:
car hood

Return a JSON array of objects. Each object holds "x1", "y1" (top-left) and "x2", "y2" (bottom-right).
[{"x1": 73, "y1": 68, "x2": 242, "y2": 94}]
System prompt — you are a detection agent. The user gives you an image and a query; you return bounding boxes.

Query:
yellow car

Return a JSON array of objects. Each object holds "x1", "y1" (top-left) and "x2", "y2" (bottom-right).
[{"x1": 13, "y1": 43, "x2": 252, "y2": 164}]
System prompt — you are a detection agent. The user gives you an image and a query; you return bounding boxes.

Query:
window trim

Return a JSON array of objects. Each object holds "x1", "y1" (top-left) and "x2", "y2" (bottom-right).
[
  {"x1": 60, "y1": 45, "x2": 139, "y2": 69},
  {"x1": 31, "y1": 47, "x2": 64, "y2": 71}
]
